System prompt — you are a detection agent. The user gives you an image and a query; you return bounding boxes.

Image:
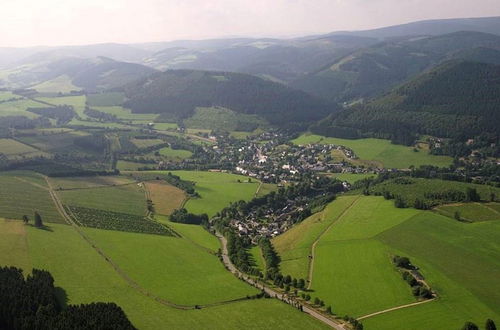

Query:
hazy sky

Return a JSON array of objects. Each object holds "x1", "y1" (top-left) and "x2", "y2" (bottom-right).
[{"x1": 2, "y1": 0, "x2": 500, "y2": 47}]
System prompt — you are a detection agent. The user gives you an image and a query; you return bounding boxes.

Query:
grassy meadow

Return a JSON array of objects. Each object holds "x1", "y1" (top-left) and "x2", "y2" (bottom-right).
[
  {"x1": 184, "y1": 106, "x2": 266, "y2": 131},
  {"x1": 168, "y1": 171, "x2": 260, "y2": 217},
  {"x1": 86, "y1": 92, "x2": 125, "y2": 107},
  {"x1": 0, "y1": 218, "x2": 328, "y2": 329},
  {"x1": 32, "y1": 75, "x2": 80, "y2": 93},
  {"x1": 158, "y1": 146, "x2": 193, "y2": 160},
  {"x1": 435, "y1": 202, "x2": 500, "y2": 222},
  {"x1": 292, "y1": 133, "x2": 452, "y2": 168},
  {"x1": 0, "y1": 99, "x2": 45, "y2": 118},
  {"x1": 0, "y1": 138, "x2": 48, "y2": 159}
]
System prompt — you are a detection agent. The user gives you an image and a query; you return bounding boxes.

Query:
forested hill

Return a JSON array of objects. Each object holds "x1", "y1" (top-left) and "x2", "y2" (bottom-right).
[
  {"x1": 311, "y1": 61, "x2": 500, "y2": 141},
  {"x1": 291, "y1": 31, "x2": 500, "y2": 102},
  {"x1": 122, "y1": 70, "x2": 338, "y2": 125}
]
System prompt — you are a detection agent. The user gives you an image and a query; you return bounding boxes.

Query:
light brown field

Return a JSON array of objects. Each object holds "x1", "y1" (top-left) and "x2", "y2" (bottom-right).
[
  {"x1": 145, "y1": 181, "x2": 186, "y2": 215},
  {"x1": 0, "y1": 219, "x2": 31, "y2": 271},
  {"x1": 49, "y1": 176, "x2": 135, "y2": 190}
]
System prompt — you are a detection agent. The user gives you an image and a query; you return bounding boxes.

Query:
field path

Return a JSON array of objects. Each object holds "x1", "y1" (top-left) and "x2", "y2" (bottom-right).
[
  {"x1": 13, "y1": 176, "x2": 49, "y2": 191},
  {"x1": 44, "y1": 176, "x2": 250, "y2": 310},
  {"x1": 216, "y1": 232, "x2": 346, "y2": 330},
  {"x1": 356, "y1": 298, "x2": 436, "y2": 320},
  {"x1": 482, "y1": 203, "x2": 500, "y2": 215},
  {"x1": 307, "y1": 196, "x2": 361, "y2": 289}
]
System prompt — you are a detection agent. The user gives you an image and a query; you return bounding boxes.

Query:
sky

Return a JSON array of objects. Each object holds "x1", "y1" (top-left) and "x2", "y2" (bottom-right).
[{"x1": 1, "y1": 0, "x2": 500, "y2": 47}]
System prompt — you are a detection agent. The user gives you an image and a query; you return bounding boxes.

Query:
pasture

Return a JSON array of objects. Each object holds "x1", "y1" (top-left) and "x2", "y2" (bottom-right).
[
  {"x1": 93, "y1": 106, "x2": 159, "y2": 122},
  {"x1": 130, "y1": 138, "x2": 164, "y2": 148},
  {"x1": 292, "y1": 133, "x2": 452, "y2": 168},
  {"x1": 49, "y1": 175, "x2": 134, "y2": 190},
  {"x1": 168, "y1": 171, "x2": 260, "y2": 217},
  {"x1": 325, "y1": 172, "x2": 375, "y2": 183},
  {"x1": 158, "y1": 146, "x2": 193, "y2": 160},
  {"x1": 32, "y1": 75, "x2": 80, "y2": 93},
  {"x1": 58, "y1": 184, "x2": 146, "y2": 216},
  {"x1": 273, "y1": 195, "x2": 360, "y2": 280},
  {"x1": 0, "y1": 99, "x2": 45, "y2": 118},
  {"x1": 16, "y1": 129, "x2": 89, "y2": 152},
  {"x1": 36, "y1": 95, "x2": 87, "y2": 118},
  {"x1": 145, "y1": 181, "x2": 186, "y2": 215},
  {"x1": 86, "y1": 92, "x2": 125, "y2": 107},
  {"x1": 0, "y1": 91, "x2": 19, "y2": 101},
  {"x1": 0, "y1": 172, "x2": 64, "y2": 223},
  {"x1": 435, "y1": 202, "x2": 500, "y2": 222},
  {"x1": 184, "y1": 107, "x2": 266, "y2": 131},
  {"x1": 370, "y1": 178, "x2": 500, "y2": 206},
  {"x1": 0, "y1": 138, "x2": 48, "y2": 159}
]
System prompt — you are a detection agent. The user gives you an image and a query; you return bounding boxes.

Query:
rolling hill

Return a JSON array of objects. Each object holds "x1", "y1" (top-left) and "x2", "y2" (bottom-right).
[
  {"x1": 291, "y1": 31, "x2": 500, "y2": 102},
  {"x1": 310, "y1": 60, "x2": 500, "y2": 140},
  {"x1": 2, "y1": 57, "x2": 157, "y2": 92},
  {"x1": 121, "y1": 69, "x2": 338, "y2": 126}
]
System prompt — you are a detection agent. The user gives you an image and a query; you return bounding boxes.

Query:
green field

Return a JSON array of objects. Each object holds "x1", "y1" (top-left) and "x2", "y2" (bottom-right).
[
  {"x1": 86, "y1": 92, "x2": 125, "y2": 107},
  {"x1": 435, "y1": 203, "x2": 500, "y2": 222},
  {"x1": 184, "y1": 107, "x2": 267, "y2": 131},
  {"x1": 130, "y1": 138, "x2": 165, "y2": 148},
  {"x1": 0, "y1": 98, "x2": 45, "y2": 118},
  {"x1": 49, "y1": 175, "x2": 135, "y2": 190},
  {"x1": 274, "y1": 195, "x2": 360, "y2": 280},
  {"x1": 16, "y1": 129, "x2": 89, "y2": 152},
  {"x1": 58, "y1": 184, "x2": 146, "y2": 216},
  {"x1": 168, "y1": 171, "x2": 260, "y2": 217},
  {"x1": 325, "y1": 173, "x2": 375, "y2": 183},
  {"x1": 158, "y1": 146, "x2": 193, "y2": 159},
  {"x1": 292, "y1": 133, "x2": 452, "y2": 168},
  {"x1": 370, "y1": 177, "x2": 500, "y2": 206},
  {"x1": 32, "y1": 75, "x2": 80, "y2": 93},
  {"x1": 36, "y1": 95, "x2": 87, "y2": 118},
  {"x1": 249, "y1": 245, "x2": 265, "y2": 271},
  {"x1": 0, "y1": 172, "x2": 64, "y2": 223},
  {"x1": 0, "y1": 219, "x2": 327, "y2": 329},
  {"x1": 0, "y1": 138, "x2": 48, "y2": 159},
  {"x1": 0, "y1": 91, "x2": 18, "y2": 102},
  {"x1": 93, "y1": 106, "x2": 159, "y2": 122},
  {"x1": 117, "y1": 160, "x2": 155, "y2": 171}
]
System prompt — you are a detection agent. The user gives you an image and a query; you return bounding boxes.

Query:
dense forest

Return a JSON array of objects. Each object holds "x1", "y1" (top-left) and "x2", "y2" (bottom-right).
[
  {"x1": 311, "y1": 61, "x2": 500, "y2": 149},
  {"x1": 0, "y1": 266, "x2": 135, "y2": 329},
  {"x1": 121, "y1": 70, "x2": 338, "y2": 126}
]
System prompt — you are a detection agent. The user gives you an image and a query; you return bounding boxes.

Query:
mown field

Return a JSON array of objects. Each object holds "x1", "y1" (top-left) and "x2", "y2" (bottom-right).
[
  {"x1": 0, "y1": 172, "x2": 64, "y2": 223},
  {"x1": 145, "y1": 181, "x2": 186, "y2": 215},
  {"x1": 0, "y1": 98, "x2": 44, "y2": 118},
  {"x1": 35, "y1": 95, "x2": 87, "y2": 119},
  {"x1": 292, "y1": 133, "x2": 452, "y2": 169},
  {"x1": 86, "y1": 92, "x2": 125, "y2": 107},
  {"x1": 168, "y1": 171, "x2": 260, "y2": 217},
  {"x1": 158, "y1": 146, "x2": 193, "y2": 160},
  {"x1": 0, "y1": 218, "x2": 328, "y2": 329},
  {"x1": 58, "y1": 184, "x2": 146, "y2": 216},
  {"x1": 49, "y1": 175, "x2": 134, "y2": 190},
  {"x1": 32, "y1": 75, "x2": 80, "y2": 93}
]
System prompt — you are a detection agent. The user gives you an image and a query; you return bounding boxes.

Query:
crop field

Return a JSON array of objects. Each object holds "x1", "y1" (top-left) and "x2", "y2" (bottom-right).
[
  {"x1": 0, "y1": 99, "x2": 45, "y2": 118},
  {"x1": 292, "y1": 133, "x2": 452, "y2": 168},
  {"x1": 184, "y1": 107, "x2": 267, "y2": 131},
  {"x1": 58, "y1": 184, "x2": 146, "y2": 216},
  {"x1": 130, "y1": 138, "x2": 164, "y2": 148},
  {"x1": 0, "y1": 219, "x2": 327, "y2": 329},
  {"x1": 435, "y1": 202, "x2": 500, "y2": 222},
  {"x1": 169, "y1": 171, "x2": 260, "y2": 217},
  {"x1": 32, "y1": 75, "x2": 81, "y2": 93},
  {"x1": 365, "y1": 212, "x2": 500, "y2": 329},
  {"x1": 49, "y1": 175, "x2": 135, "y2": 190},
  {"x1": 16, "y1": 130, "x2": 90, "y2": 152},
  {"x1": 158, "y1": 146, "x2": 193, "y2": 160},
  {"x1": 273, "y1": 196, "x2": 360, "y2": 280},
  {"x1": 145, "y1": 181, "x2": 186, "y2": 215},
  {"x1": 93, "y1": 106, "x2": 159, "y2": 122},
  {"x1": 86, "y1": 92, "x2": 125, "y2": 107},
  {"x1": 370, "y1": 177, "x2": 500, "y2": 206},
  {"x1": 0, "y1": 172, "x2": 64, "y2": 223},
  {"x1": 152, "y1": 122, "x2": 178, "y2": 130},
  {"x1": 0, "y1": 138, "x2": 48, "y2": 159}
]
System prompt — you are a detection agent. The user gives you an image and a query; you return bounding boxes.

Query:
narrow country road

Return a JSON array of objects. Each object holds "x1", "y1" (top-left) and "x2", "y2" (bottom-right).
[{"x1": 216, "y1": 233, "x2": 345, "y2": 330}]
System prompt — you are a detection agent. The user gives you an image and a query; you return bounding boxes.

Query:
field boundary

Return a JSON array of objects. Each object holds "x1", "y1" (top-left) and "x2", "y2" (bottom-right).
[
  {"x1": 45, "y1": 176, "x2": 253, "y2": 310},
  {"x1": 307, "y1": 196, "x2": 361, "y2": 289},
  {"x1": 13, "y1": 176, "x2": 49, "y2": 191}
]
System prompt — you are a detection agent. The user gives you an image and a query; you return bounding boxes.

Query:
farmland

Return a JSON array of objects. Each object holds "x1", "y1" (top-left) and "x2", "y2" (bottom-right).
[
  {"x1": 32, "y1": 75, "x2": 80, "y2": 93},
  {"x1": 292, "y1": 133, "x2": 452, "y2": 168},
  {"x1": 145, "y1": 181, "x2": 186, "y2": 215},
  {"x1": 184, "y1": 106, "x2": 267, "y2": 131},
  {"x1": 435, "y1": 202, "x2": 500, "y2": 222},
  {"x1": 86, "y1": 92, "x2": 125, "y2": 107},
  {"x1": 16, "y1": 129, "x2": 90, "y2": 152},
  {"x1": 0, "y1": 219, "x2": 327, "y2": 329},
  {"x1": 0, "y1": 138, "x2": 48, "y2": 159},
  {"x1": 0, "y1": 172, "x2": 64, "y2": 223},
  {"x1": 168, "y1": 171, "x2": 260, "y2": 217},
  {"x1": 35, "y1": 95, "x2": 87, "y2": 118},
  {"x1": 58, "y1": 184, "x2": 147, "y2": 215},
  {"x1": 49, "y1": 175, "x2": 134, "y2": 190},
  {"x1": 324, "y1": 172, "x2": 375, "y2": 183},
  {"x1": 158, "y1": 146, "x2": 193, "y2": 160},
  {"x1": 0, "y1": 99, "x2": 45, "y2": 118},
  {"x1": 92, "y1": 106, "x2": 159, "y2": 122},
  {"x1": 130, "y1": 137, "x2": 164, "y2": 148}
]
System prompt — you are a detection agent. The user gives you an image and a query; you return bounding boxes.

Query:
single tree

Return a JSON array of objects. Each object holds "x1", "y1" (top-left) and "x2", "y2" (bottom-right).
[
  {"x1": 326, "y1": 306, "x2": 333, "y2": 315},
  {"x1": 462, "y1": 322, "x2": 479, "y2": 330},
  {"x1": 314, "y1": 297, "x2": 320, "y2": 305},
  {"x1": 297, "y1": 278, "x2": 305, "y2": 289},
  {"x1": 454, "y1": 211, "x2": 461, "y2": 221},
  {"x1": 486, "y1": 319, "x2": 497, "y2": 330},
  {"x1": 34, "y1": 212, "x2": 43, "y2": 228},
  {"x1": 305, "y1": 294, "x2": 311, "y2": 301},
  {"x1": 22, "y1": 215, "x2": 29, "y2": 224}
]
